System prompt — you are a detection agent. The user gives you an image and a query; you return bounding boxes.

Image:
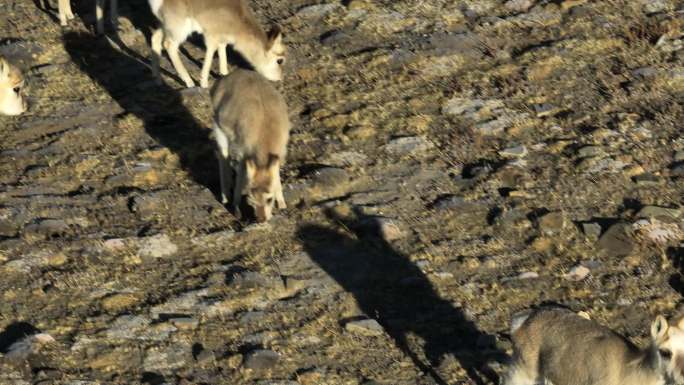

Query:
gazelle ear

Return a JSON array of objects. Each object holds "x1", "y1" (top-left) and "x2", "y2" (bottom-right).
[
  {"x1": 0, "y1": 58, "x2": 8, "y2": 79},
  {"x1": 245, "y1": 158, "x2": 257, "y2": 181},
  {"x1": 267, "y1": 153, "x2": 280, "y2": 175},
  {"x1": 652, "y1": 315, "x2": 669, "y2": 343},
  {"x1": 266, "y1": 25, "x2": 283, "y2": 50}
]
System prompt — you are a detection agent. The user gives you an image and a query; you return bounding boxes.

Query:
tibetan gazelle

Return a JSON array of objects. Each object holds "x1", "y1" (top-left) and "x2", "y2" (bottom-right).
[
  {"x1": 210, "y1": 69, "x2": 290, "y2": 222},
  {"x1": 149, "y1": 0, "x2": 286, "y2": 88},
  {"x1": 0, "y1": 57, "x2": 27, "y2": 116},
  {"x1": 503, "y1": 307, "x2": 684, "y2": 385}
]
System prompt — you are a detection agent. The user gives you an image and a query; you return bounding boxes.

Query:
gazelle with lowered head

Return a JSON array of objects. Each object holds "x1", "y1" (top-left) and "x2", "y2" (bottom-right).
[
  {"x1": 503, "y1": 307, "x2": 684, "y2": 385},
  {"x1": 57, "y1": 0, "x2": 118, "y2": 34},
  {"x1": 0, "y1": 57, "x2": 27, "y2": 116},
  {"x1": 210, "y1": 68, "x2": 290, "y2": 222},
  {"x1": 149, "y1": 0, "x2": 286, "y2": 88}
]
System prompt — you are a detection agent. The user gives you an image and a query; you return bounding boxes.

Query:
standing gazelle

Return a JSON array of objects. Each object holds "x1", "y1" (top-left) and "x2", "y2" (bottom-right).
[
  {"x1": 149, "y1": 0, "x2": 286, "y2": 88},
  {"x1": 57, "y1": 0, "x2": 118, "y2": 34},
  {"x1": 503, "y1": 307, "x2": 684, "y2": 385},
  {"x1": 210, "y1": 69, "x2": 290, "y2": 222},
  {"x1": 0, "y1": 57, "x2": 27, "y2": 116}
]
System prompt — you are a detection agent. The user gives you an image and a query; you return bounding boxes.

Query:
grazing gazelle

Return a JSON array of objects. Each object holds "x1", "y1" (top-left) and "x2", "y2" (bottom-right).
[
  {"x1": 0, "y1": 57, "x2": 27, "y2": 116},
  {"x1": 149, "y1": 0, "x2": 286, "y2": 88},
  {"x1": 210, "y1": 69, "x2": 290, "y2": 222},
  {"x1": 503, "y1": 307, "x2": 684, "y2": 385},
  {"x1": 57, "y1": 0, "x2": 118, "y2": 34}
]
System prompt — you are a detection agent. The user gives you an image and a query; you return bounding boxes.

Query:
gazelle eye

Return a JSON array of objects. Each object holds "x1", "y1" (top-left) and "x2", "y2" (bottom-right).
[
  {"x1": 276, "y1": 58, "x2": 284, "y2": 65},
  {"x1": 13, "y1": 86, "x2": 21, "y2": 94},
  {"x1": 266, "y1": 197, "x2": 273, "y2": 204}
]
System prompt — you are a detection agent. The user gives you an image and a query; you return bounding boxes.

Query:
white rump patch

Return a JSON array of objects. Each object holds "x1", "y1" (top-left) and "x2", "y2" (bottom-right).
[
  {"x1": 148, "y1": 0, "x2": 163, "y2": 17},
  {"x1": 214, "y1": 125, "x2": 229, "y2": 158}
]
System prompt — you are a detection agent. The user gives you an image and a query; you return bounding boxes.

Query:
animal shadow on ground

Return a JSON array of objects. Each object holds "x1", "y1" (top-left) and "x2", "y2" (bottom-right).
[
  {"x1": 0, "y1": 322, "x2": 40, "y2": 354},
  {"x1": 667, "y1": 245, "x2": 684, "y2": 298},
  {"x1": 62, "y1": 31, "x2": 218, "y2": 195},
  {"x1": 297, "y1": 207, "x2": 504, "y2": 385}
]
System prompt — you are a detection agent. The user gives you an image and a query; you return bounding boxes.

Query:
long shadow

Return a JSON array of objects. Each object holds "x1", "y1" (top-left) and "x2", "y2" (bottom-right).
[
  {"x1": 62, "y1": 31, "x2": 218, "y2": 194},
  {"x1": 297, "y1": 208, "x2": 504, "y2": 385}
]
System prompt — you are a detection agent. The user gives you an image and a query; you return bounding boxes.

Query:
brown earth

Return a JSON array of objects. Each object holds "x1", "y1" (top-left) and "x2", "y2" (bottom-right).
[{"x1": 0, "y1": 0, "x2": 683, "y2": 384}]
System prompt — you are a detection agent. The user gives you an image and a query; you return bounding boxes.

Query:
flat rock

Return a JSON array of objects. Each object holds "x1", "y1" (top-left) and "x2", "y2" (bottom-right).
[
  {"x1": 143, "y1": 344, "x2": 190, "y2": 372},
  {"x1": 138, "y1": 234, "x2": 178, "y2": 259},
  {"x1": 23, "y1": 218, "x2": 70, "y2": 239},
  {"x1": 322, "y1": 151, "x2": 369, "y2": 167},
  {"x1": 296, "y1": 3, "x2": 341, "y2": 18},
  {"x1": 597, "y1": 223, "x2": 634, "y2": 258},
  {"x1": 383, "y1": 136, "x2": 434, "y2": 156},
  {"x1": 564, "y1": 265, "x2": 590, "y2": 281},
  {"x1": 582, "y1": 222, "x2": 602, "y2": 241},
  {"x1": 243, "y1": 349, "x2": 280, "y2": 371},
  {"x1": 538, "y1": 212, "x2": 566, "y2": 235},
  {"x1": 505, "y1": 0, "x2": 535, "y2": 12},
  {"x1": 345, "y1": 319, "x2": 384, "y2": 336},
  {"x1": 359, "y1": 216, "x2": 407, "y2": 241},
  {"x1": 499, "y1": 145, "x2": 528, "y2": 158},
  {"x1": 637, "y1": 206, "x2": 681, "y2": 220},
  {"x1": 310, "y1": 167, "x2": 350, "y2": 189}
]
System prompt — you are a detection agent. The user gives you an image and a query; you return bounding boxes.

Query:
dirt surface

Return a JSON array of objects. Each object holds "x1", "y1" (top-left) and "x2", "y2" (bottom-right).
[{"x1": 0, "y1": 0, "x2": 683, "y2": 384}]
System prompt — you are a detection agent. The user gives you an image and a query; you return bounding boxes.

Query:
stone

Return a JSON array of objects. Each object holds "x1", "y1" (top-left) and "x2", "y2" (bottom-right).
[
  {"x1": 428, "y1": 32, "x2": 483, "y2": 58},
  {"x1": 564, "y1": 265, "x2": 590, "y2": 281},
  {"x1": 101, "y1": 293, "x2": 140, "y2": 312},
  {"x1": 296, "y1": 3, "x2": 340, "y2": 18},
  {"x1": 150, "y1": 289, "x2": 210, "y2": 318},
  {"x1": 169, "y1": 317, "x2": 198, "y2": 330},
  {"x1": 636, "y1": 206, "x2": 681, "y2": 220},
  {"x1": 143, "y1": 344, "x2": 190, "y2": 372},
  {"x1": 597, "y1": 223, "x2": 634, "y2": 258},
  {"x1": 345, "y1": 125, "x2": 376, "y2": 140},
  {"x1": 577, "y1": 145, "x2": 604, "y2": 158},
  {"x1": 130, "y1": 193, "x2": 165, "y2": 216},
  {"x1": 674, "y1": 150, "x2": 684, "y2": 163},
  {"x1": 345, "y1": 319, "x2": 384, "y2": 336},
  {"x1": 505, "y1": 0, "x2": 535, "y2": 12},
  {"x1": 538, "y1": 212, "x2": 566, "y2": 235},
  {"x1": 383, "y1": 136, "x2": 434, "y2": 156},
  {"x1": 582, "y1": 222, "x2": 602, "y2": 241},
  {"x1": 516, "y1": 271, "x2": 539, "y2": 280},
  {"x1": 323, "y1": 151, "x2": 369, "y2": 167},
  {"x1": 310, "y1": 167, "x2": 350, "y2": 189},
  {"x1": 633, "y1": 173, "x2": 662, "y2": 185},
  {"x1": 102, "y1": 238, "x2": 127, "y2": 251},
  {"x1": 432, "y1": 195, "x2": 486, "y2": 214},
  {"x1": 138, "y1": 234, "x2": 178, "y2": 259},
  {"x1": 321, "y1": 30, "x2": 352, "y2": 46},
  {"x1": 228, "y1": 270, "x2": 270, "y2": 289},
  {"x1": 672, "y1": 163, "x2": 684, "y2": 177},
  {"x1": 360, "y1": 216, "x2": 407, "y2": 241},
  {"x1": 23, "y1": 218, "x2": 69, "y2": 239},
  {"x1": 641, "y1": 0, "x2": 672, "y2": 14},
  {"x1": 499, "y1": 145, "x2": 527, "y2": 158},
  {"x1": 243, "y1": 349, "x2": 280, "y2": 371},
  {"x1": 475, "y1": 117, "x2": 511, "y2": 135}
]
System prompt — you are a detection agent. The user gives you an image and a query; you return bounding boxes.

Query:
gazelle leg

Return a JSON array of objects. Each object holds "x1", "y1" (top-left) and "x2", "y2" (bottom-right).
[
  {"x1": 166, "y1": 37, "x2": 195, "y2": 88},
  {"x1": 200, "y1": 40, "x2": 218, "y2": 88},
  {"x1": 218, "y1": 43, "x2": 229, "y2": 75}
]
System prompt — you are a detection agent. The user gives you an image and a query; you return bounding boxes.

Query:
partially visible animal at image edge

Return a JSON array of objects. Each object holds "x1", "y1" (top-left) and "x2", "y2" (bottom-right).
[
  {"x1": 210, "y1": 68, "x2": 290, "y2": 222},
  {"x1": 0, "y1": 57, "x2": 27, "y2": 116},
  {"x1": 57, "y1": 0, "x2": 118, "y2": 34},
  {"x1": 503, "y1": 307, "x2": 684, "y2": 385},
  {"x1": 149, "y1": 0, "x2": 286, "y2": 88}
]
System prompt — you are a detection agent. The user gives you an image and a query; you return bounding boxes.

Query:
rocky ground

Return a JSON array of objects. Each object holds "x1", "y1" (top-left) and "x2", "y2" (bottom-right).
[{"x1": 0, "y1": 0, "x2": 683, "y2": 384}]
